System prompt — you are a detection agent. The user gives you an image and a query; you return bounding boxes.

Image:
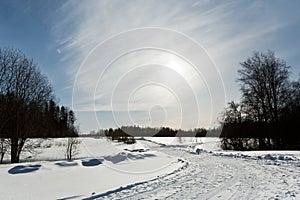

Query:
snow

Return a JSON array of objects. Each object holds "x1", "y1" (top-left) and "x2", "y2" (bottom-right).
[
  {"x1": 93, "y1": 139, "x2": 300, "y2": 199},
  {"x1": 141, "y1": 137, "x2": 204, "y2": 146},
  {"x1": 0, "y1": 138, "x2": 184, "y2": 199},
  {"x1": 192, "y1": 137, "x2": 300, "y2": 162},
  {"x1": 1, "y1": 137, "x2": 299, "y2": 199}
]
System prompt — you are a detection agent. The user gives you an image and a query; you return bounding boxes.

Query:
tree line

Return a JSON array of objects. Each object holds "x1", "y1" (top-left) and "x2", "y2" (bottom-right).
[
  {"x1": 220, "y1": 50, "x2": 300, "y2": 150},
  {"x1": 90, "y1": 125, "x2": 207, "y2": 138},
  {"x1": 0, "y1": 97, "x2": 77, "y2": 138},
  {"x1": 0, "y1": 47, "x2": 78, "y2": 163}
]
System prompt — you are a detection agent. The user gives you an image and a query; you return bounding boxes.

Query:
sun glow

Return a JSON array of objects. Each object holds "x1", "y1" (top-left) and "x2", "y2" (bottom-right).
[{"x1": 161, "y1": 53, "x2": 189, "y2": 76}]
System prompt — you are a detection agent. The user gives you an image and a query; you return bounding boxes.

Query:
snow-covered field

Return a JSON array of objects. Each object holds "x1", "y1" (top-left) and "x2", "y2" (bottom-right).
[
  {"x1": 1, "y1": 137, "x2": 300, "y2": 199},
  {"x1": 0, "y1": 138, "x2": 184, "y2": 200}
]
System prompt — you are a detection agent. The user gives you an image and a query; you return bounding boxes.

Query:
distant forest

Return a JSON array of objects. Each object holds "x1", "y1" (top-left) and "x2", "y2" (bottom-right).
[
  {"x1": 87, "y1": 126, "x2": 222, "y2": 141},
  {"x1": 86, "y1": 125, "x2": 213, "y2": 144},
  {"x1": 89, "y1": 126, "x2": 210, "y2": 137}
]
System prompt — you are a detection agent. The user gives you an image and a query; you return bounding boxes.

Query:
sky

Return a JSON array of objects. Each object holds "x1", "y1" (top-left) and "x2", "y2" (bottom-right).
[{"x1": 0, "y1": 0, "x2": 300, "y2": 133}]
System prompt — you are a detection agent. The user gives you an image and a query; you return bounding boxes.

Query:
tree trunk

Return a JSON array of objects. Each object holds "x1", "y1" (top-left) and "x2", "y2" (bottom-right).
[
  {"x1": 258, "y1": 138, "x2": 265, "y2": 150},
  {"x1": 0, "y1": 153, "x2": 4, "y2": 164},
  {"x1": 10, "y1": 138, "x2": 26, "y2": 163},
  {"x1": 10, "y1": 137, "x2": 19, "y2": 163}
]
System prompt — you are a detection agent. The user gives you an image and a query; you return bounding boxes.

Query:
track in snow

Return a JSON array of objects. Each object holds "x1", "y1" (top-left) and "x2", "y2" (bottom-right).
[{"x1": 87, "y1": 140, "x2": 300, "y2": 200}]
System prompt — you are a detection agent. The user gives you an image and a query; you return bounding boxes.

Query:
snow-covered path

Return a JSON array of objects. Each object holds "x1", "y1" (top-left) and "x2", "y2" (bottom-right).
[{"x1": 90, "y1": 140, "x2": 300, "y2": 200}]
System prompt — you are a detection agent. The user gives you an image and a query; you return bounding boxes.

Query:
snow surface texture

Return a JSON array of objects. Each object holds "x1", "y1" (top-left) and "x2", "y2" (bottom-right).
[
  {"x1": 1, "y1": 137, "x2": 299, "y2": 199},
  {"x1": 0, "y1": 138, "x2": 184, "y2": 199}
]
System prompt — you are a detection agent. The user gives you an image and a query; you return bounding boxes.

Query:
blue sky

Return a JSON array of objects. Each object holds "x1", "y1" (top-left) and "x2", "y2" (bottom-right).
[{"x1": 1, "y1": 0, "x2": 300, "y2": 133}]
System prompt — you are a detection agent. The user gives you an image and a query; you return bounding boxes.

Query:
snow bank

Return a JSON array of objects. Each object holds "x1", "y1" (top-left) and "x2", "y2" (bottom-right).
[
  {"x1": 210, "y1": 150, "x2": 300, "y2": 163},
  {"x1": 192, "y1": 138, "x2": 300, "y2": 164}
]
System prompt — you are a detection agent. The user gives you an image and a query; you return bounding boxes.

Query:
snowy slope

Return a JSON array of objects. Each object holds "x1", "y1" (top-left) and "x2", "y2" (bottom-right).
[
  {"x1": 93, "y1": 139, "x2": 300, "y2": 200},
  {"x1": 1, "y1": 138, "x2": 299, "y2": 200},
  {"x1": 0, "y1": 138, "x2": 184, "y2": 200}
]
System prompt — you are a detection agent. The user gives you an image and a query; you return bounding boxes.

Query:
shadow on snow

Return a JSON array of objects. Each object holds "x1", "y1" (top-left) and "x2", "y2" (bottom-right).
[
  {"x1": 55, "y1": 161, "x2": 78, "y2": 167},
  {"x1": 57, "y1": 194, "x2": 83, "y2": 200},
  {"x1": 81, "y1": 159, "x2": 103, "y2": 167},
  {"x1": 104, "y1": 152, "x2": 156, "y2": 164},
  {"x1": 8, "y1": 164, "x2": 41, "y2": 174}
]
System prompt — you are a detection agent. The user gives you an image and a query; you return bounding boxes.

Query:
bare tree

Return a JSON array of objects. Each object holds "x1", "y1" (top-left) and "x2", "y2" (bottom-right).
[
  {"x1": 220, "y1": 51, "x2": 300, "y2": 150},
  {"x1": 0, "y1": 48, "x2": 53, "y2": 163},
  {"x1": 0, "y1": 138, "x2": 9, "y2": 163},
  {"x1": 238, "y1": 50, "x2": 290, "y2": 123},
  {"x1": 238, "y1": 51, "x2": 291, "y2": 149},
  {"x1": 66, "y1": 137, "x2": 81, "y2": 160}
]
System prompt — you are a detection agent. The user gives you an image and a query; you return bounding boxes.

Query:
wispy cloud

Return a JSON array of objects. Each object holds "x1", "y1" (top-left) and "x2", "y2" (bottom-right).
[{"x1": 51, "y1": 0, "x2": 296, "y2": 131}]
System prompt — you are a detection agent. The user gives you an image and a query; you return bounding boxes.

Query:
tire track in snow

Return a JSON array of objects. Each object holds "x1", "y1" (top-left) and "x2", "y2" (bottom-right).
[
  {"x1": 89, "y1": 145, "x2": 236, "y2": 200},
  {"x1": 87, "y1": 140, "x2": 300, "y2": 200}
]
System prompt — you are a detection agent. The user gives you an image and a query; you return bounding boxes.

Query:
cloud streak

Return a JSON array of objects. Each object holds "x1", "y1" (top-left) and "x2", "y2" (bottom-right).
[{"x1": 51, "y1": 0, "x2": 297, "y2": 131}]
